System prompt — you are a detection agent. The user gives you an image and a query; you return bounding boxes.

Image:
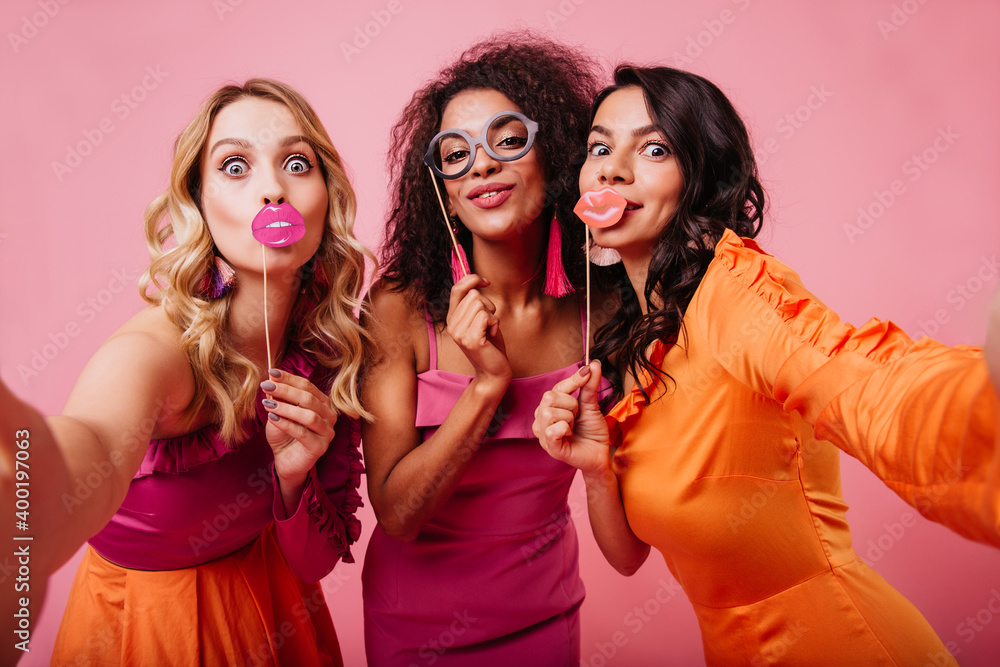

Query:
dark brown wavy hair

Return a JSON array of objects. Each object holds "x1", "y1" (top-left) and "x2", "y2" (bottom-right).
[
  {"x1": 590, "y1": 65, "x2": 766, "y2": 402},
  {"x1": 378, "y1": 32, "x2": 600, "y2": 322}
]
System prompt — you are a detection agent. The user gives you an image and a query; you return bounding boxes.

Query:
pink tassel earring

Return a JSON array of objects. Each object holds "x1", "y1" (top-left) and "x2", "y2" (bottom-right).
[
  {"x1": 543, "y1": 217, "x2": 574, "y2": 297},
  {"x1": 200, "y1": 254, "x2": 236, "y2": 298},
  {"x1": 450, "y1": 217, "x2": 470, "y2": 283}
]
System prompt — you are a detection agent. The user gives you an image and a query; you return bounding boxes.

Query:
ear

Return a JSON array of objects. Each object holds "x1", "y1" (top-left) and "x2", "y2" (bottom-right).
[{"x1": 444, "y1": 189, "x2": 458, "y2": 219}]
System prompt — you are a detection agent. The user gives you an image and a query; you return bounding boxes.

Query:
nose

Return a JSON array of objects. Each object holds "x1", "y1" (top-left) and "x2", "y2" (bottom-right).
[
  {"x1": 259, "y1": 165, "x2": 286, "y2": 205},
  {"x1": 469, "y1": 142, "x2": 500, "y2": 178},
  {"x1": 597, "y1": 152, "x2": 633, "y2": 185}
]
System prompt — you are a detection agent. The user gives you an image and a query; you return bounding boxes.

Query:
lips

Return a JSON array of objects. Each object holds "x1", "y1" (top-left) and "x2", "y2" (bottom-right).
[
  {"x1": 467, "y1": 183, "x2": 514, "y2": 209},
  {"x1": 574, "y1": 188, "x2": 628, "y2": 228},
  {"x1": 251, "y1": 203, "x2": 306, "y2": 247}
]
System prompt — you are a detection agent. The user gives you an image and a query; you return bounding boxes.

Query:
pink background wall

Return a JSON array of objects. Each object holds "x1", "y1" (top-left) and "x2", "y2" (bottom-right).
[{"x1": 2, "y1": 0, "x2": 998, "y2": 664}]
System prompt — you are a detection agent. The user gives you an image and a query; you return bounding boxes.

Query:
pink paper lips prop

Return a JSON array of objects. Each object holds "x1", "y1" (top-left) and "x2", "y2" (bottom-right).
[
  {"x1": 574, "y1": 188, "x2": 627, "y2": 228},
  {"x1": 251, "y1": 203, "x2": 306, "y2": 247}
]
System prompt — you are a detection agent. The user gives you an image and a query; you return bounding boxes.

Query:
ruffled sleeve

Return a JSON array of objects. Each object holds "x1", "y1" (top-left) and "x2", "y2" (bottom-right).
[
  {"x1": 261, "y1": 344, "x2": 363, "y2": 581},
  {"x1": 137, "y1": 427, "x2": 232, "y2": 477},
  {"x1": 272, "y1": 416, "x2": 364, "y2": 582},
  {"x1": 685, "y1": 229, "x2": 1000, "y2": 547}
]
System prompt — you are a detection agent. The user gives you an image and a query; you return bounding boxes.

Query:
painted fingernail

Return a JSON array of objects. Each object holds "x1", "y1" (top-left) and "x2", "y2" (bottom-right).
[
  {"x1": 261, "y1": 381, "x2": 277, "y2": 392},
  {"x1": 268, "y1": 368, "x2": 282, "y2": 378},
  {"x1": 578, "y1": 365, "x2": 591, "y2": 377},
  {"x1": 262, "y1": 399, "x2": 278, "y2": 409},
  {"x1": 268, "y1": 413, "x2": 280, "y2": 422}
]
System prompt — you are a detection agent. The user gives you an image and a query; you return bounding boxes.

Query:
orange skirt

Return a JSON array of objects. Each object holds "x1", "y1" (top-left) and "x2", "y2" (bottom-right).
[{"x1": 52, "y1": 525, "x2": 342, "y2": 666}]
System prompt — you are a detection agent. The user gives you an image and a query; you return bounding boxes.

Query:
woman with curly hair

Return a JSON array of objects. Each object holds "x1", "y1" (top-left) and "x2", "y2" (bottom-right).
[
  {"x1": 533, "y1": 65, "x2": 999, "y2": 665},
  {"x1": 0, "y1": 79, "x2": 373, "y2": 665},
  {"x1": 360, "y1": 35, "x2": 602, "y2": 665}
]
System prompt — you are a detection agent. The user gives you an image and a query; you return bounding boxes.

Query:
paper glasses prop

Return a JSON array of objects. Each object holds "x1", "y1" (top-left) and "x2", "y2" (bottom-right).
[
  {"x1": 574, "y1": 187, "x2": 627, "y2": 363},
  {"x1": 423, "y1": 110, "x2": 540, "y2": 280},
  {"x1": 251, "y1": 202, "x2": 307, "y2": 369}
]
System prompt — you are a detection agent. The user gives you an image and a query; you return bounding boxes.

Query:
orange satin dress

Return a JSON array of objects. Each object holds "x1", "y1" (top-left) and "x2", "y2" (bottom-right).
[{"x1": 607, "y1": 230, "x2": 999, "y2": 666}]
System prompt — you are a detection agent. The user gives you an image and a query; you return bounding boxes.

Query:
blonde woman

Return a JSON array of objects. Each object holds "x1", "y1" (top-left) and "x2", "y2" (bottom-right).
[{"x1": 0, "y1": 79, "x2": 372, "y2": 665}]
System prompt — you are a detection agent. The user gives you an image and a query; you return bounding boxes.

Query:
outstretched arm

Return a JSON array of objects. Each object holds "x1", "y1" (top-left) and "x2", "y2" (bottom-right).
[
  {"x1": 691, "y1": 232, "x2": 1000, "y2": 547},
  {"x1": 534, "y1": 361, "x2": 650, "y2": 575},
  {"x1": 1, "y1": 316, "x2": 193, "y2": 665},
  {"x1": 0, "y1": 326, "x2": 192, "y2": 576}
]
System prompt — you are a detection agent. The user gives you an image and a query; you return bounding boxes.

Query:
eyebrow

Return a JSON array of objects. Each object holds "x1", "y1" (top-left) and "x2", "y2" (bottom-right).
[
  {"x1": 209, "y1": 135, "x2": 312, "y2": 155},
  {"x1": 590, "y1": 124, "x2": 664, "y2": 139},
  {"x1": 490, "y1": 116, "x2": 519, "y2": 132}
]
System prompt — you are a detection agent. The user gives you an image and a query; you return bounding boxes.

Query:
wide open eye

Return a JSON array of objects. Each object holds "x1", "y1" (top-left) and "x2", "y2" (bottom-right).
[
  {"x1": 640, "y1": 141, "x2": 671, "y2": 158},
  {"x1": 284, "y1": 154, "x2": 313, "y2": 173},
  {"x1": 220, "y1": 156, "x2": 249, "y2": 176},
  {"x1": 587, "y1": 142, "x2": 611, "y2": 158}
]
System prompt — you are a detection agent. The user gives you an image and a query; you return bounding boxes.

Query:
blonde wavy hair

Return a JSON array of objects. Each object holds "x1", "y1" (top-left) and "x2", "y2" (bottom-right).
[{"x1": 139, "y1": 78, "x2": 375, "y2": 444}]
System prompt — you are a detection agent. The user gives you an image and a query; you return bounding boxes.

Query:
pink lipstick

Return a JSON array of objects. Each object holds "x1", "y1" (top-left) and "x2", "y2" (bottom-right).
[{"x1": 467, "y1": 183, "x2": 514, "y2": 209}]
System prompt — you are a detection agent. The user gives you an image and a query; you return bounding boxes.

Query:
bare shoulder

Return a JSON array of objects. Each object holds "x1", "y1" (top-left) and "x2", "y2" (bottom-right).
[
  {"x1": 111, "y1": 308, "x2": 192, "y2": 389},
  {"x1": 366, "y1": 280, "x2": 423, "y2": 328},
  {"x1": 114, "y1": 306, "x2": 185, "y2": 344},
  {"x1": 63, "y1": 306, "x2": 195, "y2": 431},
  {"x1": 364, "y1": 280, "x2": 427, "y2": 371}
]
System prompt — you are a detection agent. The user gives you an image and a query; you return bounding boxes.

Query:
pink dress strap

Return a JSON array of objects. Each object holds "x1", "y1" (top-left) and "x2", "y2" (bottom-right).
[{"x1": 426, "y1": 310, "x2": 438, "y2": 371}]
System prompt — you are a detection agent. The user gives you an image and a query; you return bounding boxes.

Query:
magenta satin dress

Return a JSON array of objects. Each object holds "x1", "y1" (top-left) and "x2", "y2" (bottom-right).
[{"x1": 362, "y1": 311, "x2": 602, "y2": 666}]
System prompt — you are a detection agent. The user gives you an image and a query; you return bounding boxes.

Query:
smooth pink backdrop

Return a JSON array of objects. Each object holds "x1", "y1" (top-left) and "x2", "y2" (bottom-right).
[{"x1": 2, "y1": 1, "x2": 998, "y2": 665}]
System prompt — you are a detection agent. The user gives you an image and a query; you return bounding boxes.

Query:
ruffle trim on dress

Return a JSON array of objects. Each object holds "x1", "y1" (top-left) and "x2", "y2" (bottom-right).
[
  {"x1": 605, "y1": 340, "x2": 669, "y2": 434},
  {"x1": 271, "y1": 417, "x2": 365, "y2": 578},
  {"x1": 303, "y1": 416, "x2": 364, "y2": 564},
  {"x1": 605, "y1": 230, "x2": 914, "y2": 436},
  {"x1": 713, "y1": 230, "x2": 912, "y2": 364},
  {"x1": 136, "y1": 346, "x2": 320, "y2": 478}
]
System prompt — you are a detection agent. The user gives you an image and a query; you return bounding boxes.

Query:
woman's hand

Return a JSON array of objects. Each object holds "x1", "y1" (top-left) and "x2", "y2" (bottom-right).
[
  {"x1": 446, "y1": 274, "x2": 512, "y2": 385},
  {"x1": 261, "y1": 369, "x2": 338, "y2": 505},
  {"x1": 535, "y1": 360, "x2": 651, "y2": 574},
  {"x1": 533, "y1": 360, "x2": 612, "y2": 475}
]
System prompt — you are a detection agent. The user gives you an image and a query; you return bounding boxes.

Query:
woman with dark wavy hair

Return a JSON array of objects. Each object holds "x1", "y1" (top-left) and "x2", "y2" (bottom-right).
[
  {"x1": 533, "y1": 65, "x2": 999, "y2": 665},
  {"x1": 360, "y1": 35, "x2": 602, "y2": 665}
]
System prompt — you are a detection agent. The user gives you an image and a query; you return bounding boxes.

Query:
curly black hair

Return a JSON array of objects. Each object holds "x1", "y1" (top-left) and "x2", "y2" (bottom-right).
[
  {"x1": 589, "y1": 65, "x2": 766, "y2": 402},
  {"x1": 378, "y1": 32, "x2": 600, "y2": 323}
]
